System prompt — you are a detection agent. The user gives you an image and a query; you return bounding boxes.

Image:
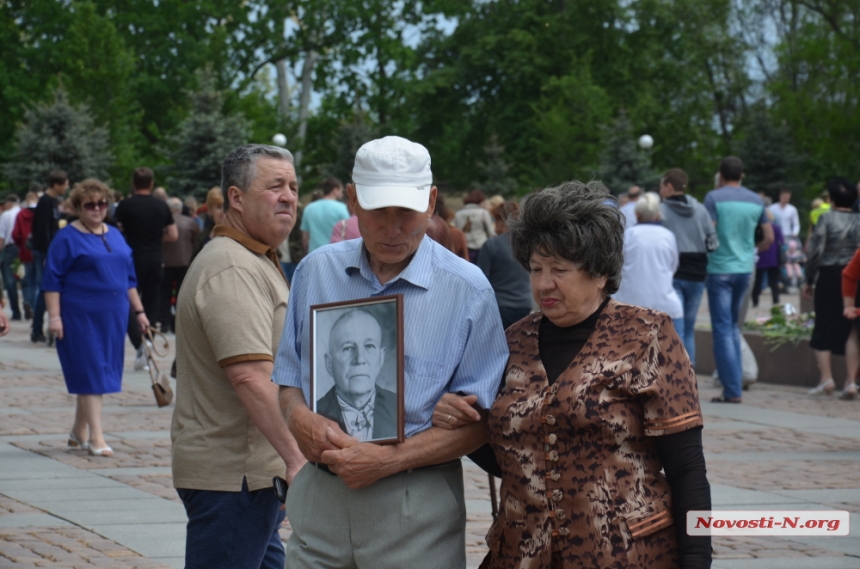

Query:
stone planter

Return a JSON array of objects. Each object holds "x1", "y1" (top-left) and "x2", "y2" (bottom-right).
[{"x1": 694, "y1": 329, "x2": 845, "y2": 388}]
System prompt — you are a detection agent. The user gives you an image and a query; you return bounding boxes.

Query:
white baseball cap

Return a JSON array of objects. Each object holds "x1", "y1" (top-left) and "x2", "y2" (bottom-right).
[{"x1": 352, "y1": 136, "x2": 433, "y2": 212}]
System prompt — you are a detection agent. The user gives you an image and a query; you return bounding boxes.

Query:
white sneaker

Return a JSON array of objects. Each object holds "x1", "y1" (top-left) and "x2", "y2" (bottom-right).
[{"x1": 134, "y1": 347, "x2": 149, "y2": 371}]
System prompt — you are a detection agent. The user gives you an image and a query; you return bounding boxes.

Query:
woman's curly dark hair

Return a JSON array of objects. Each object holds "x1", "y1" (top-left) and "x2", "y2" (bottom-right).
[{"x1": 508, "y1": 180, "x2": 624, "y2": 295}]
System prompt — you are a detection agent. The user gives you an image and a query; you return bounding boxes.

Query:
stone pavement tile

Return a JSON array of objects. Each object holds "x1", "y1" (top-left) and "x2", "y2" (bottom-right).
[
  {"x1": 702, "y1": 382, "x2": 860, "y2": 422},
  {"x1": 704, "y1": 427, "x2": 860, "y2": 454},
  {"x1": 709, "y1": 460, "x2": 860, "y2": 491},
  {"x1": 0, "y1": 406, "x2": 171, "y2": 437},
  {"x1": 0, "y1": 526, "x2": 173, "y2": 568},
  {"x1": 464, "y1": 461, "x2": 493, "y2": 566},
  {"x1": 12, "y1": 439, "x2": 171, "y2": 470},
  {"x1": 0, "y1": 496, "x2": 40, "y2": 515},
  {"x1": 713, "y1": 535, "x2": 845, "y2": 559},
  {"x1": 107, "y1": 473, "x2": 179, "y2": 503}
]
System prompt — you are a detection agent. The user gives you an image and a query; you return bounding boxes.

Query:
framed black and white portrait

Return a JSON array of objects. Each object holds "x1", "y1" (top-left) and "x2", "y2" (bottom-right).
[{"x1": 309, "y1": 294, "x2": 404, "y2": 444}]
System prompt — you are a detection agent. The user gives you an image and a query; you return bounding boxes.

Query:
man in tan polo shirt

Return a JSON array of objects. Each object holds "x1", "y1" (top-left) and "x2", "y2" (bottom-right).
[{"x1": 171, "y1": 144, "x2": 306, "y2": 569}]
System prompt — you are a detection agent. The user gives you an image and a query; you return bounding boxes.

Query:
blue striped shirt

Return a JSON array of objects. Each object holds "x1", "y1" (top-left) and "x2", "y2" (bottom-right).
[{"x1": 272, "y1": 235, "x2": 509, "y2": 437}]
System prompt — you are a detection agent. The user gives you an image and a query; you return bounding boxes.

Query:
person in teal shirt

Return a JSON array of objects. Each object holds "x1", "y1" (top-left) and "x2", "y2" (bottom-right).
[
  {"x1": 704, "y1": 157, "x2": 773, "y2": 404},
  {"x1": 300, "y1": 178, "x2": 349, "y2": 252}
]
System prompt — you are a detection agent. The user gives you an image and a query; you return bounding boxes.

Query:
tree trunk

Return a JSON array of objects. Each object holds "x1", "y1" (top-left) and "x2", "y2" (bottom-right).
[
  {"x1": 275, "y1": 58, "x2": 291, "y2": 118},
  {"x1": 294, "y1": 49, "x2": 319, "y2": 177}
]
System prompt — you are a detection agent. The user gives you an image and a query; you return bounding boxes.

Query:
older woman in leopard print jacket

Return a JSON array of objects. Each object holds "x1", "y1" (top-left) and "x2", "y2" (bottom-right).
[{"x1": 434, "y1": 181, "x2": 711, "y2": 569}]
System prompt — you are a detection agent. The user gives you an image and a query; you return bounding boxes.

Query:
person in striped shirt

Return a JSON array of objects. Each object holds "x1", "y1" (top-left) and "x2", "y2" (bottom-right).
[{"x1": 274, "y1": 136, "x2": 509, "y2": 568}]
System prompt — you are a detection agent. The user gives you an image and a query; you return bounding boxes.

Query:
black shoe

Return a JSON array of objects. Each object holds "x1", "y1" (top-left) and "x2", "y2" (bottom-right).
[
  {"x1": 10, "y1": 315, "x2": 22, "y2": 321},
  {"x1": 31, "y1": 333, "x2": 46, "y2": 343}
]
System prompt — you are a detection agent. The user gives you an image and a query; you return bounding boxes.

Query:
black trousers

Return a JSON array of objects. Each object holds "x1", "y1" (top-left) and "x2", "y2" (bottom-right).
[
  {"x1": 128, "y1": 252, "x2": 163, "y2": 349},
  {"x1": 752, "y1": 266, "x2": 781, "y2": 306},
  {"x1": 159, "y1": 266, "x2": 188, "y2": 333}
]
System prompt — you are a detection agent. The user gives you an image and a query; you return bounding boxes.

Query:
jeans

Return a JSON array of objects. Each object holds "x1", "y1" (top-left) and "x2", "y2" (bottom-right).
[
  {"x1": 1, "y1": 245, "x2": 20, "y2": 318},
  {"x1": 32, "y1": 250, "x2": 47, "y2": 337},
  {"x1": 671, "y1": 278, "x2": 706, "y2": 369},
  {"x1": 21, "y1": 261, "x2": 37, "y2": 310},
  {"x1": 177, "y1": 478, "x2": 285, "y2": 569},
  {"x1": 706, "y1": 273, "x2": 751, "y2": 400}
]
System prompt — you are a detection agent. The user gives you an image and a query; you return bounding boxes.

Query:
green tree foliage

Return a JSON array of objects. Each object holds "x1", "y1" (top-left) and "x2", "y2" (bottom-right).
[
  {"x1": 0, "y1": 0, "x2": 137, "y2": 186},
  {"x1": 5, "y1": 90, "x2": 113, "y2": 190},
  {"x1": 734, "y1": 104, "x2": 802, "y2": 198},
  {"x1": 3, "y1": 0, "x2": 860, "y2": 200},
  {"x1": 320, "y1": 111, "x2": 378, "y2": 186},
  {"x1": 531, "y1": 60, "x2": 612, "y2": 185},
  {"x1": 160, "y1": 70, "x2": 250, "y2": 199},
  {"x1": 475, "y1": 134, "x2": 517, "y2": 197},
  {"x1": 760, "y1": 0, "x2": 860, "y2": 185},
  {"x1": 597, "y1": 112, "x2": 657, "y2": 195}
]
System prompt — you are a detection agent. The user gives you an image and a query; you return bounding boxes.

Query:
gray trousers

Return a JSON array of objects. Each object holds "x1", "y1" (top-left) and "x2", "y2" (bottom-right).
[{"x1": 285, "y1": 461, "x2": 466, "y2": 569}]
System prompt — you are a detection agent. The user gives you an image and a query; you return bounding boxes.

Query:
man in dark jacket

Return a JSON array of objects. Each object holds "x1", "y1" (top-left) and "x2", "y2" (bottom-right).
[
  {"x1": 658, "y1": 168, "x2": 718, "y2": 368},
  {"x1": 30, "y1": 170, "x2": 68, "y2": 342}
]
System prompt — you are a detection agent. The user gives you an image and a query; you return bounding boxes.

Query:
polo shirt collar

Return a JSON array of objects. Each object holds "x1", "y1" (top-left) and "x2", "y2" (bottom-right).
[
  {"x1": 213, "y1": 225, "x2": 286, "y2": 281},
  {"x1": 347, "y1": 235, "x2": 433, "y2": 290}
]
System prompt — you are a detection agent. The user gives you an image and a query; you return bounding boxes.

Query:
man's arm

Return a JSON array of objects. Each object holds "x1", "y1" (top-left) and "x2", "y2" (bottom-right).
[
  {"x1": 756, "y1": 222, "x2": 774, "y2": 252},
  {"x1": 163, "y1": 224, "x2": 178, "y2": 243},
  {"x1": 226, "y1": 361, "x2": 307, "y2": 482},
  {"x1": 282, "y1": 385, "x2": 485, "y2": 489},
  {"x1": 301, "y1": 231, "x2": 309, "y2": 254},
  {"x1": 280, "y1": 387, "x2": 347, "y2": 462},
  {"x1": 321, "y1": 417, "x2": 488, "y2": 490}
]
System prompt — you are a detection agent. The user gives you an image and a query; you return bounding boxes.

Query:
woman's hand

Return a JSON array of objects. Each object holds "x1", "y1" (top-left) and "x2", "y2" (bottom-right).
[
  {"x1": 136, "y1": 312, "x2": 150, "y2": 333},
  {"x1": 0, "y1": 312, "x2": 9, "y2": 337},
  {"x1": 431, "y1": 393, "x2": 482, "y2": 430},
  {"x1": 802, "y1": 284, "x2": 813, "y2": 300},
  {"x1": 48, "y1": 317, "x2": 63, "y2": 340},
  {"x1": 844, "y1": 307, "x2": 859, "y2": 320}
]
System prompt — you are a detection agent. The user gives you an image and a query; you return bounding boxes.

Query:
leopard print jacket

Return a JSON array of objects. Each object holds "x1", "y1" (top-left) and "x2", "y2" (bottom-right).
[{"x1": 482, "y1": 300, "x2": 703, "y2": 569}]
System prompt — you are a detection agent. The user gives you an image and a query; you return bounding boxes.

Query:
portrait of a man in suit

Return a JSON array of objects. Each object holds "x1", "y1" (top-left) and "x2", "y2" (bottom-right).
[{"x1": 315, "y1": 308, "x2": 396, "y2": 442}]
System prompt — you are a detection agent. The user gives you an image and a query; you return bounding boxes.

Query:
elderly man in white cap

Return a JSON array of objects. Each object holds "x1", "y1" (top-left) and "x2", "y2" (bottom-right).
[{"x1": 274, "y1": 136, "x2": 508, "y2": 568}]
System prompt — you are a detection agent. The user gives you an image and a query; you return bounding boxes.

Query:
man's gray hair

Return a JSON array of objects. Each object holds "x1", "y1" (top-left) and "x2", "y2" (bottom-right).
[
  {"x1": 634, "y1": 192, "x2": 661, "y2": 222},
  {"x1": 221, "y1": 144, "x2": 294, "y2": 211},
  {"x1": 509, "y1": 180, "x2": 624, "y2": 295},
  {"x1": 329, "y1": 308, "x2": 382, "y2": 352},
  {"x1": 167, "y1": 197, "x2": 183, "y2": 213}
]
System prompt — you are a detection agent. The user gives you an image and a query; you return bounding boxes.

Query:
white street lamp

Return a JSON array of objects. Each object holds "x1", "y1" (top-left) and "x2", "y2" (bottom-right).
[
  {"x1": 272, "y1": 133, "x2": 287, "y2": 147},
  {"x1": 638, "y1": 134, "x2": 654, "y2": 150}
]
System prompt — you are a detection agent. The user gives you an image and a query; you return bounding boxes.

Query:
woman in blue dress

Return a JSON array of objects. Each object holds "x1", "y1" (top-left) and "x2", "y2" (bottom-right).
[{"x1": 43, "y1": 179, "x2": 149, "y2": 457}]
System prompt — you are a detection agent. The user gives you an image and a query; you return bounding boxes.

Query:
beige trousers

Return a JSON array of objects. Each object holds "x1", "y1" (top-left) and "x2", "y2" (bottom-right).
[{"x1": 284, "y1": 460, "x2": 466, "y2": 569}]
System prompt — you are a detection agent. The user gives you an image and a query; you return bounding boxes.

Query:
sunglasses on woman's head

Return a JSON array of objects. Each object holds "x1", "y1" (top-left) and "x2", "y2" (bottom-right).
[{"x1": 82, "y1": 200, "x2": 110, "y2": 211}]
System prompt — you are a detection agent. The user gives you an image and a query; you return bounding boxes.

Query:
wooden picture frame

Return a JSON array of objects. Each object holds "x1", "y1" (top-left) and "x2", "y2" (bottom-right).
[{"x1": 309, "y1": 294, "x2": 404, "y2": 444}]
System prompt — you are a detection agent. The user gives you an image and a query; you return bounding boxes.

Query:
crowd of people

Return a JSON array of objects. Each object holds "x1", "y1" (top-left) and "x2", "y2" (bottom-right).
[{"x1": 3, "y1": 136, "x2": 860, "y2": 569}]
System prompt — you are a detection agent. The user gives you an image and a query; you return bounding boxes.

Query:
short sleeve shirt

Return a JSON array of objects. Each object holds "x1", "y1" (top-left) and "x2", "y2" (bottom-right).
[
  {"x1": 272, "y1": 236, "x2": 509, "y2": 437},
  {"x1": 171, "y1": 226, "x2": 289, "y2": 492},
  {"x1": 704, "y1": 186, "x2": 767, "y2": 274},
  {"x1": 300, "y1": 199, "x2": 349, "y2": 252},
  {"x1": 114, "y1": 194, "x2": 175, "y2": 256},
  {"x1": 485, "y1": 301, "x2": 702, "y2": 568}
]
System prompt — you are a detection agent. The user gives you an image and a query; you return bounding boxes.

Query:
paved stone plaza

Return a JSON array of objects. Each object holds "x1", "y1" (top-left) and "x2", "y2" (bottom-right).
[{"x1": 1, "y1": 303, "x2": 860, "y2": 568}]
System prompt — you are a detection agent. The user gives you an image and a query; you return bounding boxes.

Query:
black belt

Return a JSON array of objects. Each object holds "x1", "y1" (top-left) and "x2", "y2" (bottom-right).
[{"x1": 313, "y1": 459, "x2": 460, "y2": 477}]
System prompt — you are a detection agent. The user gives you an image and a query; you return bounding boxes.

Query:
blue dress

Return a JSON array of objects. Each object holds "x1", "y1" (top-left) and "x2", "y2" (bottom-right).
[{"x1": 42, "y1": 225, "x2": 137, "y2": 394}]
